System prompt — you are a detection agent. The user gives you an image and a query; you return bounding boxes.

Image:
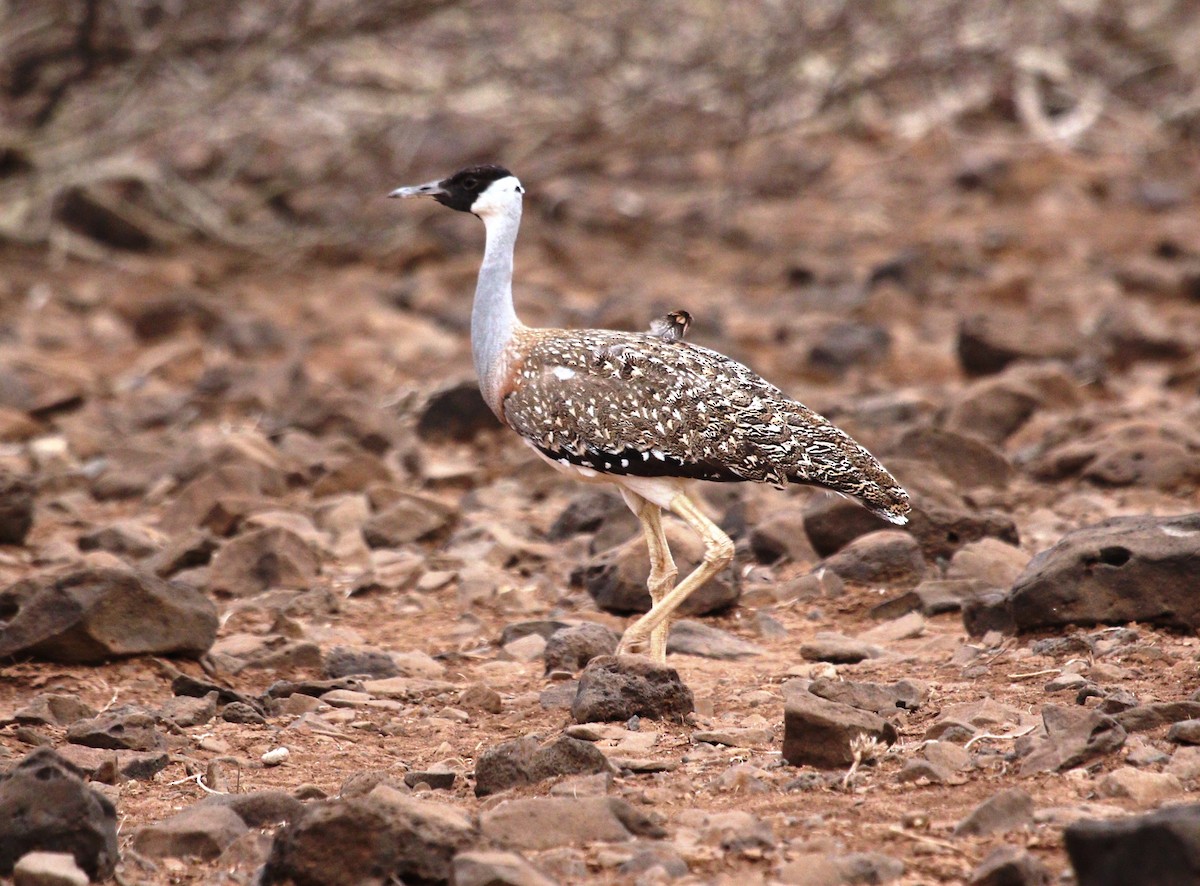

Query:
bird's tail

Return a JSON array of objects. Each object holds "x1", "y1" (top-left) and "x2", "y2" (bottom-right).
[
  {"x1": 855, "y1": 471, "x2": 911, "y2": 525},
  {"x1": 782, "y1": 415, "x2": 911, "y2": 525}
]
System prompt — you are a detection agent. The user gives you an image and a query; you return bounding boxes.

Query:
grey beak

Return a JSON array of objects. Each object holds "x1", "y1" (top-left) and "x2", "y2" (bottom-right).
[{"x1": 388, "y1": 179, "x2": 445, "y2": 199}]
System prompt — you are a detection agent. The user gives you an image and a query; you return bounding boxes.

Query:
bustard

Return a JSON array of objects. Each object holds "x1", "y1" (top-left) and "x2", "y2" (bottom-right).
[
  {"x1": 391, "y1": 165, "x2": 910, "y2": 663},
  {"x1": 649, "y1": 309, "x2": 692, "y2": 343}
]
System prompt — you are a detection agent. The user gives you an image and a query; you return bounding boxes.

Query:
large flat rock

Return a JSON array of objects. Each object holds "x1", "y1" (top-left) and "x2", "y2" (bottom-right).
[
  {"x1": 1008, "y1": 514, "x2": 1200, "y2": 631},
  {"x1": 782, "y1": 691, "x2": 898, "y2": 768},
  {"x1": 0, "y1": 567, "x2": 217, "y2": 663}
]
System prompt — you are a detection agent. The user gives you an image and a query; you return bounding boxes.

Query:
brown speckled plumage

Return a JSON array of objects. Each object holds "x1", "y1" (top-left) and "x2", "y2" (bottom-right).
[{"x1": 502, "y1": 327, "x2": 910, "y2": 523}]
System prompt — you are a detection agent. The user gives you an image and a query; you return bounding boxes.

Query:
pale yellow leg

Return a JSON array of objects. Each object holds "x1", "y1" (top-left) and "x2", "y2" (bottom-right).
[
  {"x1": 641, "y1": 505, "x2": 677, "y2": 661},
  {"x1": 619, "y1": 490, "x2": 678, "y2": 662},
  {"x1": 617, "y1": 492, "x2": 734, "y2": 662}
]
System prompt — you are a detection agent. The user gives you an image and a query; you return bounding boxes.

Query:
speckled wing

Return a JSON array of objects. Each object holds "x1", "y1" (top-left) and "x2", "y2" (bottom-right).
[{"x1": 502, "y1": 329, "x2": 911, "y2": 523}]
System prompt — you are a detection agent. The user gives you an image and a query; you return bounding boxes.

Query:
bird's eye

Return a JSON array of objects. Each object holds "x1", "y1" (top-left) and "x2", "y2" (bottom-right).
[{"x1": 463, "y1": 177, "x2": 478, "y2": 190}]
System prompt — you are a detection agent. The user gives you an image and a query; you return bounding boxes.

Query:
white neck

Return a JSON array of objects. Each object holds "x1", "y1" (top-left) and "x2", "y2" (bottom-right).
[{"x1": 472, "y1": 200, "x2": 523, "y2": 413}]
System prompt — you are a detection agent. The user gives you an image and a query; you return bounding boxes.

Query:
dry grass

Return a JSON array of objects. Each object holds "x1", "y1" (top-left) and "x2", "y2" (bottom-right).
[{"x1": 1, "y1": 0, "x2": 1197, "y2": 257}]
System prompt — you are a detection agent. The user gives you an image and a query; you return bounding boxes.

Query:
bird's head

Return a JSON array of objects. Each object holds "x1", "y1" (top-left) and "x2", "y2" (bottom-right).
[{"x1": 389, "y1": 165, "x2": 522, "y2": 217}]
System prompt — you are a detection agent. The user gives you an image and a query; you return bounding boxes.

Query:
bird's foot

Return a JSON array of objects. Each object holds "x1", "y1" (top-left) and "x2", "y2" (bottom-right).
[
  {"x1": 616, "y1": 632, "x2": 666, "y2": 665},
  {"x1": 615, "y1": 635, "x2": 647, "y2": 657}
]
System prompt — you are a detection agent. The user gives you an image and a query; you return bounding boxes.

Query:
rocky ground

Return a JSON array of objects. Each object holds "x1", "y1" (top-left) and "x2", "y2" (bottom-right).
[{"x1": 2, "y1": 136, "x2": 1200, "y2": 886}]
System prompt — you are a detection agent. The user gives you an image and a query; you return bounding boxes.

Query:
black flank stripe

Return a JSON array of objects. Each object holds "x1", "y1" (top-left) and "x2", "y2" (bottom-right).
[{"x1": 538, "y1": 446, "x2": 744, "y2": 482}]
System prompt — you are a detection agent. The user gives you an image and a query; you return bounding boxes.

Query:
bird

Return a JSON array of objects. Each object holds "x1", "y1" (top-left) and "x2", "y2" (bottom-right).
[
  {"x1": 649, "y1": 309, "x2": 692, "y2": 343},
  {"x1": 390, "y1": 165, "x2": 910, "y2": 664}
]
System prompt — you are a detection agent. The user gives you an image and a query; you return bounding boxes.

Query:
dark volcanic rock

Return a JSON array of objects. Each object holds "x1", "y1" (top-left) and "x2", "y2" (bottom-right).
[
  {"x1": 1113, "y1": 702, "x2": 1200, "y2": 734},
  {"x1": 954, "y1": 787, "x2": 1034, "y2": 837},
  {"x1": 879, "y1": 460, "x2": 1023, "y2": 561},
  {"x1": 548, "y1": 490, "x2": 638, "y2": 551},
  {"x1": 145, "y1": 529, "x2": 219, "y2": 578},
  {"x1": 338, "y1": 769, "x2": 405, "y2": 799},
  {"x1": 459, "y1": 683, "x2": 504, "y2": 714},
  {"x1": 944, "y1": 376, "x2": 1041, "y2": 444},
  {"x1": 54, "y1": 745, "x2": 169, "y2": 783},
  {"x1": 820, "y1": 530, "x2": 926, "y2": 588},
  {"x1": 415, "y1": 380, "x2": 502, "y2": 443},
  {"x1": 1066, "y1": 803, "x2": 1200, "y2": 886},
  {"x1": 571, "y1": 655, "x2": 694, "y2": 723},
  {"x1": 963, "y1": 591, "x2": 1018, "y2": 636},
  {"x1": 159, "y1": 692, "x2": 218, "y2": 727},
  {"x1": 748, "y1": 505, "x2": 819, "y2": 564},
  {"x1": 208, "y1": 527, "x2": 320, "y2": 596},
  {"x1": 122, "y1": 289, "x2": 219, "y2": 340},
  {"x1": 782, "y1": 691, "x2": 898, "y2": 768},
  {"x1": 452, "y1": 850, "x2": 556, "y2": 886},
  {"x1": 896, "y1": 427, "x2": 1013, "y2": 490},
  {"x1": 576, "y1": 522, "x2": 737, "y2": 616},
  {"x1": 0, "y1": 567, "x2": 218, "y2": 663},
  {"x1": 159, "y1": 464, "x2": 281, "y2": 535},
  {"x1": 324, "y1": 645, "x2": 399, "y2": 679},
  {"x1": 956, "y1": 313, "x2": 1078, "y2": 377},
  {"x1": 131, "y1": 805, "x2": 248, "y2": 860},
  {"x1": 871, "y1": 579, "x2": 986, "y2": 619},
  {"x1": 809, "y1": 678, "x2": 927, "y2": 715},
  {"x1": 261, "y1": 785, "x2": 476, "y2": 886},
  {"x1": 66, "y1": 706, "x2": 165, "y2": 751},
  {"x1": 1167, "y1": 719, "x2": 1200, "y2": 745},
  {"x1": 911, "y1": 502, "x2": 1019, "y2": 564},
  {"x1": 538, "y1": 682, "x2": 576, "y2": 711},
  {"x1": 970, "y1": 846, "x2": 1051, "y2": 886},
  {"x1": 806, "y1": 320, "x2": 891, "y2": 375},
  {"x1": 1030, "y1": 421, "x2": 1200, "y2": 491},
  {"x1": 1084, "y1": 439, "x2": 1200, "y2": 490},
  {"x1": 404, "y1": 770, "x2": 457, "y2": 790},
  {"x1": 171, "y1": 674, "x2": 263, "y2": 711},
  {"x1": 799, "y1": 633, "x2": 882, "y2": 664},
  {"x1": 834, "y1": 853, "x2": 904, "y2": 884},
  {"x1": 777, "y1": 852, "x2": 904, "y2": 885},
  {"x1": 362, "y1": 493, "x2": 453, "y2": 547},
  {"x1": 198, "y1": 790, "x2": 304, "y2": 828},
  {"x1": 90, "y1": 446, "x2": 174, "y2": 501},
  {"x1": 1018, "y1": 705, "x2": 1126, "y2": 775},
  {"x1": 948, "y1": 538, "x2": 1029, "y2": 588},
  {"x1": 499, "y1": 620, "x2": 570, "y2": 646},
  {"x1": 0, "y1": 748, "x2": 119, "y2": 880},
  {"x1": 666, "y1": 620, "x2": 763, "y2": 660},
  {"x1": 802, "y1": 493, "x2": 891, "y2": 557},
  {"x1": 311, "y1": 453, "x2": 393, "y2": 497},
  {"x1": 619, "y1": 845, "x2": 690, "y2": 878},
  {"x1": 479, "y1": 796, "x2": 663, "y2": 850},
  {"x1": 1007, "y1": 513, "x2": 1200, "y2": 632},
  {"x1": 0, "y1": 470, "x2": 35, "y2": 545},
  {"x1": 77, "y1": 520, "x2": 165, "y2": 559},
  {"x1": 474, "y1": 734, "x2": 610, "y2": 797},
  {"x1": 264, "y1": 677, "x2": 364, "y2": 700},
  {"x1": 221, "y1": 701, "x2": 267, "y2": 724},
  {"x1": 13, "y1": 694, "x2": 97, "y2": 727},
  {"x1": 543, "y1": 622, "x2": 620, "y2": 673}
]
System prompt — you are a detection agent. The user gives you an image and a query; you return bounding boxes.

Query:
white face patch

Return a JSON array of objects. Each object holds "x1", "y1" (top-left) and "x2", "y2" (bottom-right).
[
  {"x1": 551, "y1": 366, "x2": 576, "y2": 380},
  {"x1": 471, "y1": 175, "x2": 524, "y2": 216}
]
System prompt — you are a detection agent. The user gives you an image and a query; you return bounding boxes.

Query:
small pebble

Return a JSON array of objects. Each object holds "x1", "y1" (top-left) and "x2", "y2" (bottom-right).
[
  {"x1": 1045, "y1": 673, "x2": 1089, "y2": 692},
  {"x1": 262, "y1": 747, "x2": 290, "y2": 766}
]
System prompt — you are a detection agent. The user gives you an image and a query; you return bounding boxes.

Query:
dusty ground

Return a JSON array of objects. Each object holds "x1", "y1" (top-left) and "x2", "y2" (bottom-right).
[{"x1": 2, "y1": 134, "x2": 1200, "y2": 884}]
